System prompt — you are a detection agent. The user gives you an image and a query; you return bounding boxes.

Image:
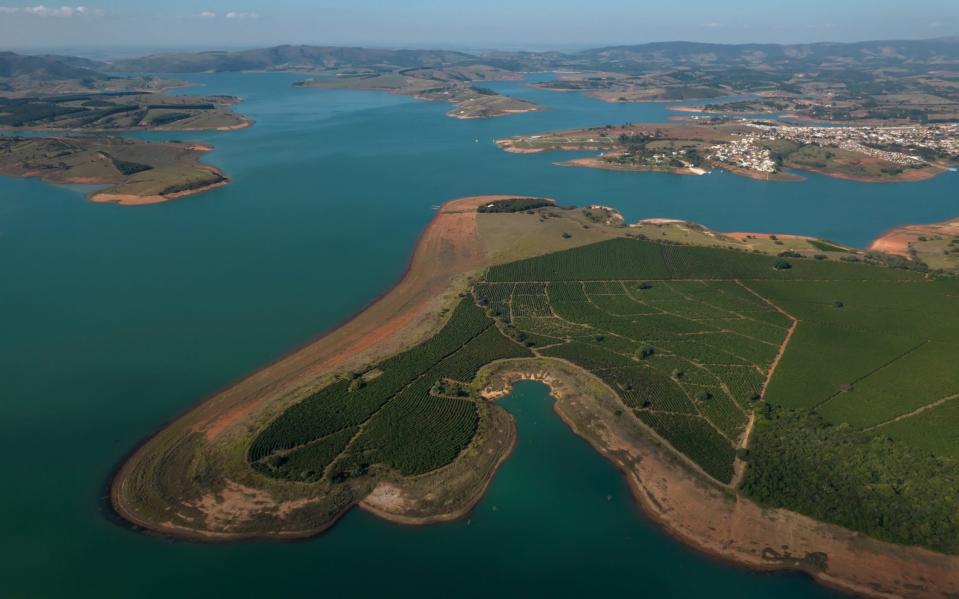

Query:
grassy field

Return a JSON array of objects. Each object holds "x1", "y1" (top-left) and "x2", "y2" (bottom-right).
[{"x1": 0, "y1": 135, "x2": 227, "y2": 203}]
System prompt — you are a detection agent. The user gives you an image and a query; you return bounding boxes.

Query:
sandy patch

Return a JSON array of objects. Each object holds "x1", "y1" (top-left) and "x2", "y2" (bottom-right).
[
  {"x1": 90, "y1": 177, "x2": 230, "y2": 206},
  {"x1": 187, "y1": 480, "x2": 322, "y2": 532},
  {"x1": 869, "y1": 217, "x2": 959, "y2": 257},
  {"x1": 198, "y1": 195, "x2": 519, "y2": 442}
]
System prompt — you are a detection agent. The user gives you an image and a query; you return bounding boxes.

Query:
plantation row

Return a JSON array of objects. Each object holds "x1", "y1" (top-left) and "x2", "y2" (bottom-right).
[
  {"x1": 249, "y1": 233, "x2": 959, "y2": 524},
  {"x1": 637, "y1": 410, "x2": 737, "y2": 482},
  {"x1": 485, "y1": 237, "x2": 923, "y2": 283},
  {"x1": 473, "y1": 262, "x2": 798, "y2": 479},
  {"x1": 250, "y1": 297, "x2": 531, "y2": 480}
]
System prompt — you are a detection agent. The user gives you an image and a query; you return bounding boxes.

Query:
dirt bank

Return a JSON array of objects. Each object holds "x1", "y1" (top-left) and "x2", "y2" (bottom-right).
[{"x1": 477, "y1": 359, "x2": 959, "y2": 599}]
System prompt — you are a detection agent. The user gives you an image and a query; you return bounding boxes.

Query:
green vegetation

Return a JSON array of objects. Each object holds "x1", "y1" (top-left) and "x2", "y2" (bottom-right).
[
  {"x1": 742, "y1": 407, "x2": 959, "y2": 554},
  {"x1": 249, "y1": 298, "x2": 531, "y2": 480},
  {"x1": 246, "y1": 233, "x2": 959, "y2": 551},
  {"x1": 296, "y1": 64, "x2": 537, "y2": 120},
  {"x1": 0, "y1": 136, "x2": 227, "y2": 201},
  {"x1": 107, "y1": 155, "x2": 153, "y2": 176},
  {"x1": 498, "y1": 121, "x2": 951, "y2": 183},
  {"x1": 807, "y1": 239, "x2": 849, "y2": 253},
  {"x1": 477, "y1": 198, "x2": 555, "y2": 213},
  {"x1": 0, "y1": 92, "x2": 248, "y2": 130}
]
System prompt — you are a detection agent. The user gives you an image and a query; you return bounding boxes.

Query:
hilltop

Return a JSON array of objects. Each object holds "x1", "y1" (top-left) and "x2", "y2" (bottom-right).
[{"x1": 107, "y1": 45, "x2": 475, "y2": 73}]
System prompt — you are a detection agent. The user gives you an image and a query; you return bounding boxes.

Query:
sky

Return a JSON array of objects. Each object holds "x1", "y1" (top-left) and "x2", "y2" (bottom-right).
[{"x1": 1, "y1": 0, "x2": 957, "y2": 54}]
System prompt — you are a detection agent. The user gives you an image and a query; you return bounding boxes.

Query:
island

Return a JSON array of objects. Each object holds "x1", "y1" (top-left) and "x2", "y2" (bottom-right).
[
  {"x1": 295, "y1": 65, "x2": 539, "y2": 119},
  {"x1": 496, "y1": 121, "x2": 959, "y2": 182},
  {"x1": 0, "y1": 136, "x2": 229, "y2": 205},
  {"x1": 112, "y1": 196, "x2": 959, "y2": 599}
]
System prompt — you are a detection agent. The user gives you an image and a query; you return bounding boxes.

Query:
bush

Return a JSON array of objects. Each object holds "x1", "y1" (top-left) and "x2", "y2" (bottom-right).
[{"x1": 773, "y1": 259, "x2": 792, "y2": 270}]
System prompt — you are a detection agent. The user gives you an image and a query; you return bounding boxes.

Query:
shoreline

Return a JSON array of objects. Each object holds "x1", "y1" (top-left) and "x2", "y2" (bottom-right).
[
  {"x1": 477, "y1": 360, "x2": 959, "y2": 599},
  {"x1": 108, "y1": 195, "x2": 531, "y2": 541},
  {"x1": 448, "y1": 105, "x2": 541, "y2": 120},
  {"x1": 1, "y1": 138, "x2": 233, "y2": 206},
  {"x1": 88, "y1": 174, "x2": 230, "y2": 206},
  {"x1": 358, "y1": 409, "x2": 518, "y2": 526},
  {"x1": 0, "y1": 116, "x2": 254, "y2": 134},
  {"x1": 869, "y1": 216, "x2": 959, "y2": 256},
  {"x1": 557, "y1": 154, "x2": 940, "y2": 185}
]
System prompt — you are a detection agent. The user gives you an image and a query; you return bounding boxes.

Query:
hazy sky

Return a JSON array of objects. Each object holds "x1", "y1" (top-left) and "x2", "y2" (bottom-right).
[{"x1": 1, "y1": 0, "x2": 957, "y2": 53}]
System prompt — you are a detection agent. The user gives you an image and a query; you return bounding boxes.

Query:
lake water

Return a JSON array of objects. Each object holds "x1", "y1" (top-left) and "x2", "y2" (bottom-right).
[{"x1": 5, "y1": 70, "x2": 955, "y2": 597}]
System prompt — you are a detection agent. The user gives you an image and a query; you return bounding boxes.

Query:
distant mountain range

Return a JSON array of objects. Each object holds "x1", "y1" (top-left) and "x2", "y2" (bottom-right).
[
  {"x1": 3, "y1": 37, "x2": 959, "y2": 94},
  {"x1": 106, "y1": 45, "x2": 476, "y2": 73},
  {"x1": 101, "y1": 38, "x2": 959, "y2": 74},
  {"x1": 0, "y1": 51, "x2": 105, "y2": 81},
  {"x1": 575, "y1": 38, "x2": 959, "y2": 71}
]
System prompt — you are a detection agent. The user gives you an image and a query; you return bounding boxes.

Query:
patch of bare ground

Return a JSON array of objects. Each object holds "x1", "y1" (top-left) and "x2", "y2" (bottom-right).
[
  {"x1": 870, "y1": 217, "x2": 959, "y2": 257},
  {"x1": 90, "y1": 175, "x2": 230, "y2": 206}
]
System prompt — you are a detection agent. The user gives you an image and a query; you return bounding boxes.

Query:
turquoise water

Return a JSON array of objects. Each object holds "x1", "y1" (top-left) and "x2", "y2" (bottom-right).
[{"x1": 2, "y1": 70, "x2": 954, "y2": 597}]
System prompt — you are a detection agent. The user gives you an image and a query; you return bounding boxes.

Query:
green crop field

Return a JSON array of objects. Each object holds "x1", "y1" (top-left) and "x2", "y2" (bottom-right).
[{"x1": 248, "y1": 233, "x2": 959, "y2": 552}]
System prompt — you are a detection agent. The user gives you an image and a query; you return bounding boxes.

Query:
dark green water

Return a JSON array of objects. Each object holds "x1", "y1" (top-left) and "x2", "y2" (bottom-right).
[{"x1": 3, "y1": 71, "x2": 954, "y2": 597}]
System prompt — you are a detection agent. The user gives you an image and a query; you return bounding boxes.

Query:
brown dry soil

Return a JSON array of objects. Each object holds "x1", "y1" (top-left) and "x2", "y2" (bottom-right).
[
  {"x1": 111, "y1": 196, "x2": 959, "y2": 598},
  {"x1": 870, "y1": 218, "x2": 959, "y2": 256}
]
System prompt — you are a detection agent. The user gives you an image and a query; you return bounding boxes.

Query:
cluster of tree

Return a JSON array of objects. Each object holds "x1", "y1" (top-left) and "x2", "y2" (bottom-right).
[
  {"x1": 741, "y1": 406, "x2": 959, "y2": 554},
  {"x1": 107, "y1": 155, "x2": 153, "y2": 175},
  {"x1": 158, "y1": 173, "x2": 226, "y2": 196},
  {"x1": 477, "y1": 198, "x2": 553, "y2": 213}
]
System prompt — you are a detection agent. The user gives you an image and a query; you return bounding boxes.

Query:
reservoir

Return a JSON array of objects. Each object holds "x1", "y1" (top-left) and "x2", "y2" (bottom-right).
[{"x1": 4, "y1": 70, "x2": 953, "y2": 597}]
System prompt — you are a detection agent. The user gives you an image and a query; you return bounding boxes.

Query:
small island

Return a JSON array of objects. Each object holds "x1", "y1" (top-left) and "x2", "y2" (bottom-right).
[
  {"x1": 497, "y1": 121, "x2": 958, "y2": 182},
  {"x1": 112, "y1": 196, "x2": 959, "y2": 599},
  {"x1": 0, "y1": 136, "x2": 229, "y2": 205}
]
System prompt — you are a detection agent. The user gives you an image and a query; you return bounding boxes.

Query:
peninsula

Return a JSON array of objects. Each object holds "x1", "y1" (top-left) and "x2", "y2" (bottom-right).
[
  {"x1": 497, "y1": 121, "x2": 959, "y2": 182},
  {"x1": 0, "y1": 136, "x2": 229, "y2": 205},
  {"x1": 112, "y1": 196, "x2": 959, "y2": 599},
  {"x1": 0, "y1": 92, "x2": 252, "y2": 131},
  {"x1": 0, "y1": 52, "x2": 252, "y2": 131}
]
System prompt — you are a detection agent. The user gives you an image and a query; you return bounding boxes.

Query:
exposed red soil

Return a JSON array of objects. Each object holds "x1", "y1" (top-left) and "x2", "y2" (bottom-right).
[
  {"x1": 199, "y1": 195, "x2": 508, "y2": 441},
  {"x1": 869, "y1": 217, "x2": 959, "y2": 257}
]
